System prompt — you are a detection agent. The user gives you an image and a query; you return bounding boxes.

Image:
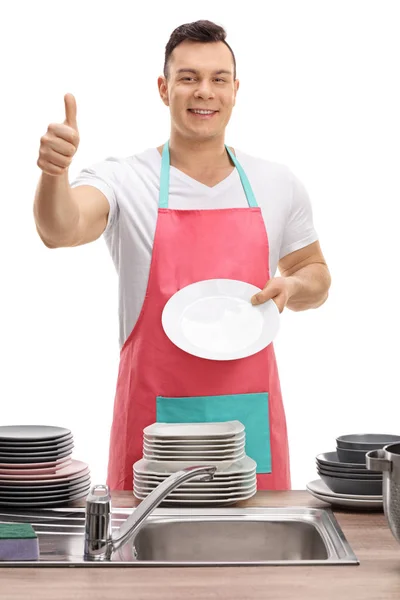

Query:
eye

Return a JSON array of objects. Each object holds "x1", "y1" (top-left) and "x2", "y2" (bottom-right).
[{"x1": 214, "y1": 78, "x2": 226, "y2": 83}]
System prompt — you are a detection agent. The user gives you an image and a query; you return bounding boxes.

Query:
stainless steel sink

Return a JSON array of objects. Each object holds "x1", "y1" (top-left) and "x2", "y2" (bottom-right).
[{"x1": 0, "y1": 506, "x2": 359, "y2": 567}]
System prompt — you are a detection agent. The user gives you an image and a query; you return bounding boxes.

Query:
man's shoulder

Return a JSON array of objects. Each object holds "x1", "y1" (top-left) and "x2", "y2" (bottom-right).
[
  {"x1": 90, "y1": 147, "x2": 158, "y2": 173},
  {"x1": 126, "y1": 147, "x2": 159, "y2": 165},
  {"x1": 70, "y1": 148, "x2": 159, "y2": 199},
  {"x1": 234, "y1": 147, "x2": 292, "y2": 181}
]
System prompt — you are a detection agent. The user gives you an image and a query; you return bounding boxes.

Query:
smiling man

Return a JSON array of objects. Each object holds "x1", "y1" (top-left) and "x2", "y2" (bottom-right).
[{"x1": 34, "y1": 20, "x2": 331, "y2": 491}]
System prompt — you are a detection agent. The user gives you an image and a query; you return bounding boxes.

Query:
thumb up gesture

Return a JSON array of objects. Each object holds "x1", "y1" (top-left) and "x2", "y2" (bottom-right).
[{"x1": 37, "y1": 93, "x2": 80, "y2": 176}]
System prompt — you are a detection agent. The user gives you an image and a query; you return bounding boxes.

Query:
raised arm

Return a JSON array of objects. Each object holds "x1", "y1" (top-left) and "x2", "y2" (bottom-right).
[{"x1": 34, "y1": 94, "x2": 110, "y2": 248}]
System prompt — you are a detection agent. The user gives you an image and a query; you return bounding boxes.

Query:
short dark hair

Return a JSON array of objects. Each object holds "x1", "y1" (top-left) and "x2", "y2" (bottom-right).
[{"x1": 163, "y1": 20, "x2": 236, "y2": 80}]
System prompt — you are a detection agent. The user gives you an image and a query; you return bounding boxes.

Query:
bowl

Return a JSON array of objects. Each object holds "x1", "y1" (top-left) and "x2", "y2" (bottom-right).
[
  {"x1": 317, "y1": 466, "x2": 382, "y2": 480},
  {"x1": 316, "y1": 460, "x2": 381, "y2": 476},
  {"x1": 336, "y1": 446, "x2": 368, "y2": 464},
  {"x1": 336, "y1": 433, "x2": 400, "y2": 451},
  {"x1": 319, "y1": 473, "x2": 383, "y2": 496},
  {"x1": 316, "y1": 451, "x2": 367, "y2": 469}
]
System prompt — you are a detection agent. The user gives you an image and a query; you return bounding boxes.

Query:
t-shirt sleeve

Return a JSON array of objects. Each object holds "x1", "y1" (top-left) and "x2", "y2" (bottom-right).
[
  {"x1": 279, "y1": 170, "x2": 319, "y2": 260},
  {"x1": 69, "y1": 157, "x2": 121, "y2": 237}
]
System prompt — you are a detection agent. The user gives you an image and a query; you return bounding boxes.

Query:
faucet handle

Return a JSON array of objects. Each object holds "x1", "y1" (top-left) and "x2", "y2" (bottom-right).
[
  {"x1": 84, "y1": 485, "x2": 112, "y2": 561},
  {"x1": 86, "y1": 484, "x2": 112, "y2": 515}
]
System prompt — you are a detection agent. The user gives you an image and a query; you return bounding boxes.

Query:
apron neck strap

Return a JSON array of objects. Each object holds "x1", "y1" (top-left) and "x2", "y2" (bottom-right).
[{"x1": 159, "y1": 140, "x2": 258, "y2": 209}]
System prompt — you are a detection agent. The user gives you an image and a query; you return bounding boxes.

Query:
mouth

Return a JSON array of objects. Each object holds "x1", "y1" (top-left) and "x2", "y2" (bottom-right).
[{"x1": 188, "y1": 109, "x2": 218, "y2": 119}]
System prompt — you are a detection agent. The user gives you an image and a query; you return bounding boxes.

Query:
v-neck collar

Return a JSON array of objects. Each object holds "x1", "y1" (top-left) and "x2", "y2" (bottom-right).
[{"x1": 153, "y1": 147, "x2": 239, "y2": 196}]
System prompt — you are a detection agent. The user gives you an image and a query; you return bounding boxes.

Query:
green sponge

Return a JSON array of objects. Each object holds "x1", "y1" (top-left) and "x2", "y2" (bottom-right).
[{"x1": 0, "y1": 523, "x2": 39, "y2": 561}]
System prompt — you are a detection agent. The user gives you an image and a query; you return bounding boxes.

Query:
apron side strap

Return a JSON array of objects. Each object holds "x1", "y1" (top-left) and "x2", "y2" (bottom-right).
[
  {"x1": 159, "y1": 141, "x2": 170, "y2": 209},
  {"x1": 225, "y1": 145, "x2": 258, "y2": 208}
]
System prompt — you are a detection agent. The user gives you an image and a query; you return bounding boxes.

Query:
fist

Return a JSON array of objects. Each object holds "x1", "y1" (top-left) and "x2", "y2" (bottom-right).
[{"x1": 37, "y1": 93, "x2": 80, "y2": 176}]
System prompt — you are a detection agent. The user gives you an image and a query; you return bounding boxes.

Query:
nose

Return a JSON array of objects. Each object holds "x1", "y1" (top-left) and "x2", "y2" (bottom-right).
[{"x1": 193, "y1": 80, "x2": 215, "y2": 100}]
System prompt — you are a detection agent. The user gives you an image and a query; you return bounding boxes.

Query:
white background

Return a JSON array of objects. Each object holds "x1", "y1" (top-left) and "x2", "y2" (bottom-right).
[{"x1": 1, "y1": 0, "x2": 399, "y2": 490}]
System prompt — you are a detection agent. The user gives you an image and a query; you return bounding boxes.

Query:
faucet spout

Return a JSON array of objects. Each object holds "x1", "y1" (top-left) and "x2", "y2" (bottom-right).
[
  {"x1": 112, "y1": 465, "x2": 216, "y2": 557},
  {"x1": 84, "y1": 465, "x2": 217, "y2": 562}
]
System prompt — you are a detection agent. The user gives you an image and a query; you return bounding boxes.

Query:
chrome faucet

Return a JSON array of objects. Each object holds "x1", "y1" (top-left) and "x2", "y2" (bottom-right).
[{"x1": 84, "y1": 464, "x2": 217, "y2": 561}]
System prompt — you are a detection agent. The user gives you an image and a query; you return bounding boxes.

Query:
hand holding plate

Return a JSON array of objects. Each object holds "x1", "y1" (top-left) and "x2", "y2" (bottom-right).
[{"x1": 251, "y1": 277, "x2": 295, "y2": 313}]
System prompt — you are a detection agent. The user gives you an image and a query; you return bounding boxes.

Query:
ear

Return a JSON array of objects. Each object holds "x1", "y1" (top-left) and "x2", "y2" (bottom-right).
[
  {"x1": 232, "y1": 79, "x2": 240, "y2": 106},
  {"x1": 158, "y1": 76, "x2": 169, "y2": 107}
]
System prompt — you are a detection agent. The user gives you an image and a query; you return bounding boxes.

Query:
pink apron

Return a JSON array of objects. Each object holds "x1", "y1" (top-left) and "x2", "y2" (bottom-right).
[{"x1": 106, "y1": 141, "x2": 291, "y2": 491}]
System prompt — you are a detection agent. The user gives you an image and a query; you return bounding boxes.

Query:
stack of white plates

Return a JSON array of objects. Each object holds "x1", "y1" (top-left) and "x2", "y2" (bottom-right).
[
  {"x1": 134, "y1": 421, "x2": 257, "y2": 506},
  {"x1": 143, "y1": 421, "x2": 246, "y2": 461},
  {"x1": 134, "y1": 456, "x2": 257, "y2": 506}
]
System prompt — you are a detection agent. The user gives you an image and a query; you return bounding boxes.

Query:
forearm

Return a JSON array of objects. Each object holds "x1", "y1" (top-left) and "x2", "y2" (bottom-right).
[
  {"x1": 33, "y1": 172, "x2": 80, "y2": 246},
  {"x1": 284, "y1": 263, "x2": 331, "y2": 311}
]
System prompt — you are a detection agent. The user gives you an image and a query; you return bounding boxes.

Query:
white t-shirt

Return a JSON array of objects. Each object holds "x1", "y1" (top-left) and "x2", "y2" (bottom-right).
[{"x1": 70, "y1": 147, "x2": 318, "y2": 349}]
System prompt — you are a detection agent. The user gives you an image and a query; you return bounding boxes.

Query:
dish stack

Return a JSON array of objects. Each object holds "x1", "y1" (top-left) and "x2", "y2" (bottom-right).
[
  {"x1": 0, "y1": 425, "x2": 91, "y2": 508},
  {"x1": 307, "y1": 433, "x2": 400, "y2": 510},
  {"x1": 133, "y1": 421, "x2": 257, "y2": 506}
]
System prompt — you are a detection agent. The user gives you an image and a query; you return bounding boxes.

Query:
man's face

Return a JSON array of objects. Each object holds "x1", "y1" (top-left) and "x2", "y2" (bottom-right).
[{"x1": 158, "y1": 40, "x2": 239, "y2": 141}]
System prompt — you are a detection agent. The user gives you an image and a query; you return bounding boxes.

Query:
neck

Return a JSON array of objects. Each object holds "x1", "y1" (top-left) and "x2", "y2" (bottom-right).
[{"x1": 164, "y1": 131, "x2": 232, "y2": 170}]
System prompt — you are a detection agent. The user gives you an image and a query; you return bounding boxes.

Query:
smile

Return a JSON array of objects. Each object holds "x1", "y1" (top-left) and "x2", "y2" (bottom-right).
[
  {"x1": 188, "y1": 109, "x2": 218, "y2": 119},
  {"x1": 188, "y1": 109, "x2": 217, "y2": 114}
]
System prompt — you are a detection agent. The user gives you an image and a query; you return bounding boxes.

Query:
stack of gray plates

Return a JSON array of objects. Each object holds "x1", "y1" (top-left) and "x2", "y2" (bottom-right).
[
  {"x1": 315, "y1": 450, "x2": 382, "y2": 496},
  {"x1": 307, "y1": 433, "x2": 400, "y2": 509},
  {"x1": 0, "y1": 425, "x2": 90, "y2": 508}
]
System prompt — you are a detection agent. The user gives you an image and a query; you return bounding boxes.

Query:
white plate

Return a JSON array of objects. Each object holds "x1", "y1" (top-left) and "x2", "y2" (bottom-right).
[
  {"x1": 143, "y1": 432, "x2": 246, "y2": 446},
  {"x1": 306, "y1": 484, "x2": 383, "y2": 509},
  {"x1": 144, "y1": 437, "x2": 245, "y2": 449},
  {"x1": 142, "y1": 455, "x2": 246, "y2": 462},
  {"x1": 143, "y1": 441, "x2": 244, "y2": 452},
  {"x1": 134, "y1": 482, "x2": 257, "y2": 500},
  {"x1": 134, "y1": 489, "x2": 257, "y2": 505},
  {"x1": 144, "y1": 438, "x2": 245, "y2": 451},
  {"x1": 307, "y1": 478, "x2": 383, "y2": 507},
  {"x1": 134, "y1": 470, "x2": 256, "y2": 483},
  {"x1": 134, "y1": 483, "x2": 257, "y2": 500},
  {"x1": 144, "y1": 421, "x2": 244, "y2": 439},
  {"x1": 134, "y1": 469, "x2": 256, "y2": 482},
  {"x1": 161, "y1": 279, "x2": 279, "y2": 361},
  {"x1": 306, "y1": 490, "x2": 383, "y2": 510},
  {"x1": 307, "y1": 478, "x2": 382, "y2": 500},
  {"x1": 143, "y1": 450, "x2": 246, "y2": 461},
  {"x1": 134, "y1": 476, "x2": 257, "y2": 490},
  {"x1": 134, "y1": 456, "x2": 256, "y2": 476},
  {"x1": 133, "y1": 480, "x2": 256, "y2": 493},
  {"x1": 135, "y1": 469, "x2": 256, "y2": 480}
]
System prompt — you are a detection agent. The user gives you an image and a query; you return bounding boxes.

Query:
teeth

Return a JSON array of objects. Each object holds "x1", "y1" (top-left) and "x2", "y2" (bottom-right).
[{"x1": 191, "y1": 109, "x2": 215, "y2": 114}]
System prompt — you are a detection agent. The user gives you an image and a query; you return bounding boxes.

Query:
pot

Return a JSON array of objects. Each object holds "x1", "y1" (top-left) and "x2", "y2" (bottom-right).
[{"x1": 366, "y1": 442, "x2": 400, "y2": 543}]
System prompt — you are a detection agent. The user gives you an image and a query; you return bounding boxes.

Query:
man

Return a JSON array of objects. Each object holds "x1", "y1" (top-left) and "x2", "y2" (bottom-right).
[{"x1": 34, "y1": 20, "x2": 331, "y2": 491}]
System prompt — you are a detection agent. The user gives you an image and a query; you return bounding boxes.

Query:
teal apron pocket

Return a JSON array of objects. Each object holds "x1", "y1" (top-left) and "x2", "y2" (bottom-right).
[{"x1": 156, "y1": 393, "x2": 271, "y2": 473}]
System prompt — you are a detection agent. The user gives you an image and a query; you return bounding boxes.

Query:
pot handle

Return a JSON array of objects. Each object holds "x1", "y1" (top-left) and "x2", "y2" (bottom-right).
[{"x1": 366, "y1": 449, "x2": 392, "y2": 472}]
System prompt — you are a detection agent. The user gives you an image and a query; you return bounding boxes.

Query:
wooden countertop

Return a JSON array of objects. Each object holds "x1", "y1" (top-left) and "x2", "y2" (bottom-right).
[{"x1": 1, "y1": 490, "x2": 400, "y2": 600}]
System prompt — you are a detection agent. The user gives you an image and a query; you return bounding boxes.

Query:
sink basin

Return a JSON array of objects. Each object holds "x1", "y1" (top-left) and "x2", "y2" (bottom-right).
[{"x1": 0, "y1": 506, "x2": 359, "y2": 566}]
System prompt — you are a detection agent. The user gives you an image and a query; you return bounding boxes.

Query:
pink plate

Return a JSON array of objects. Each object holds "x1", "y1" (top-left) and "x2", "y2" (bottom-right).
[
  {"x1": 0, "y1": 465, "x2": 64, "y2": 475},
  {"x1": 0, "y1": 456, "x2": 71, "y2": 469},
  {"x1": 0, "y1": 460, "x2": 88, "y2": 482}
]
